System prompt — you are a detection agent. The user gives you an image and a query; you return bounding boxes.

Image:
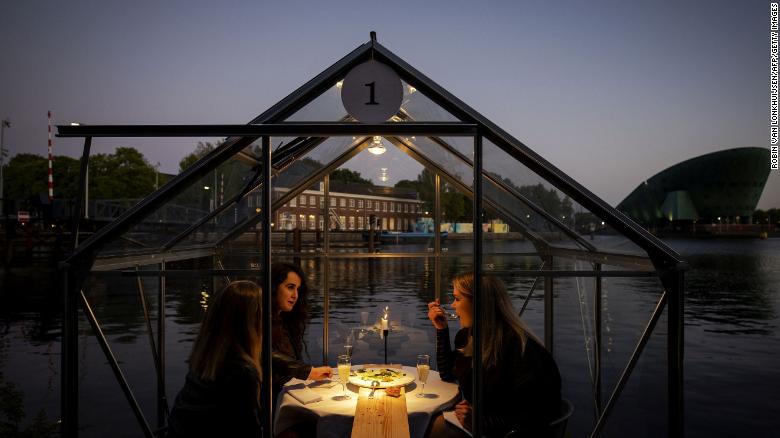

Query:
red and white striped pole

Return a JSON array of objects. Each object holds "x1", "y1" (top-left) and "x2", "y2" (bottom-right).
[{"x1": 47, "y1": 111, "x2": 54, "y2": 201}]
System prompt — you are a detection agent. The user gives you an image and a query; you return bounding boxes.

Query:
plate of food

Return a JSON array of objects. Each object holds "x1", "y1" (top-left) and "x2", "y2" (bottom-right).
[{"x1": 348, "y1": 367, "x2": 415, "y2": 389}]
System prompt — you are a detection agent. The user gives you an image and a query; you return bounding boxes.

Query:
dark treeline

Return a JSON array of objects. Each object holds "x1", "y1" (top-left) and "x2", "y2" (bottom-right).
[{"x1": 1, "y1": 141, "x2": 222, "y2": 205}]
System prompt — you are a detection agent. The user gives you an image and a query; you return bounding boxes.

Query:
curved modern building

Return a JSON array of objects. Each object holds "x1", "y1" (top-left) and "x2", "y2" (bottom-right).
[{"x1": 617, "y1": 147, "x2": 771, "y2": 225}]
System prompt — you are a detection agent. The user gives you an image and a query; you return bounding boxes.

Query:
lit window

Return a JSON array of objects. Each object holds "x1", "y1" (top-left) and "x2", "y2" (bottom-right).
[
  {"x1": 349, "y1": 198, "x2": 355, "y2": 208},
  {"x1": 358, "y1": 199, "x2": 364, "y2": 209},
  {"x1": 340, "y1": 198, "x2": 346, "y2": 207},
  {"x1": 299, "y1": 195, "x2": 306, "y2": 206},
  {"x1": 331, "y1": 198, "x2": 336, "y2": 207},
  {"x1": 290, "y1": 198, "x2": 296, "y2": 207}
]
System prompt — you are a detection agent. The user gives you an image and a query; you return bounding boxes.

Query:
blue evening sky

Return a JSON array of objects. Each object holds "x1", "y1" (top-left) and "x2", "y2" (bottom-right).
[{"x1": 0, "y1": 0, "x2": 775, "y2": 208}]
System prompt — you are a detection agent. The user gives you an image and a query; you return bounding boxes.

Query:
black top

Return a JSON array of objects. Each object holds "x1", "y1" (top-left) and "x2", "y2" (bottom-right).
[
  {"x1": 436, "y1": 327, "x2": 562, "y2": 437},
  {"x1": 166, "y1": 358, "x2": 262, "y2": 438},
  {"x1": 272, "y1": 317, "x2": 312, "y2": 397}
]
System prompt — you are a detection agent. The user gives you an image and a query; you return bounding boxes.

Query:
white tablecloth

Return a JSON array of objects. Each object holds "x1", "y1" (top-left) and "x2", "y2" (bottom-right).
[{"x1": 274, "y1": 365, "x2": 460, "y2": 438}]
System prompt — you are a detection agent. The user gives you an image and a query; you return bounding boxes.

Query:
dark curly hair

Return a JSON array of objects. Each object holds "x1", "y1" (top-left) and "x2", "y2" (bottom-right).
[{"x1": 271, "y1": 262, "x2": 309, "y2": 358}]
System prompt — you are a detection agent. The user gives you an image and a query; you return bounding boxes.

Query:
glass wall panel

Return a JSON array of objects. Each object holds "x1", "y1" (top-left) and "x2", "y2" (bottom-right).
[
  {"x1": 271, "y1": 137, "x2": 364, "y2": 206},
  {"x1": 481, "y1": 137, "x2": 653, "y2": 257},
  {"x1": 79, "y1": 257, "x2": 214, "y2": 438},
  {"x1": 547, "y1": 256, "x2": 667, "y2": 436},
  {"x1": 96, "y1": 154, "x2": 256, "y2": 258},
  {"x1": 324, "y1": 257, "x2": 436, "y2": 366}
]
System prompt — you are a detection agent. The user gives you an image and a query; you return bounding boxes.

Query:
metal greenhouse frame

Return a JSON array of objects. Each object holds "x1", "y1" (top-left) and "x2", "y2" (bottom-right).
[{"x1": 58, "y1": 35, "x2": 686, "y2": 438}]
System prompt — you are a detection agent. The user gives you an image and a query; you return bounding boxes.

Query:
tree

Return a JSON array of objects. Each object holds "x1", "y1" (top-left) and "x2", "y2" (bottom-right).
[
  {"x1": 179, "y1": 141, "x2": 221, "y2": 173},
  {"x1": 3, "y1": 153, "x2": 81, "y2": 201},
  {"x1": 88, "y1": 147, "x2": 156, "y2": 199},
  {"x1": 330, "y1": 168, "x2": 373, "y2": 186}
]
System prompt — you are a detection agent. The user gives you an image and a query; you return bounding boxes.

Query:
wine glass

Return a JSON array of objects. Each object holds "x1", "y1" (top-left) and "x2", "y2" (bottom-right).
[
  {"x1": 446, "y1": 295, "x2": 459, "y2": 320},
  {"x1": 343, "y1": 329, "x2": 355, "y2": 359},
  {"x1": 334, "y1": 354, "x2": 352, "y2": 400},
  {"x1": 416, "y1": 354, "x2": 430, "y2": 398}
]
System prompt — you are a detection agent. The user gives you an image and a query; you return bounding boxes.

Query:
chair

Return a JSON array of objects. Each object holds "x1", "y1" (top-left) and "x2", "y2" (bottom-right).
[{"x1": 502, "y1": 398, "x2": 574, "y2": 438}]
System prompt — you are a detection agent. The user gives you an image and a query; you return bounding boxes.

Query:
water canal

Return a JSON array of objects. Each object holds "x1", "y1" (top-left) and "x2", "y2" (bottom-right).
[{"x1": 1, "y1": 238, "x2": 778, "y2": 437}]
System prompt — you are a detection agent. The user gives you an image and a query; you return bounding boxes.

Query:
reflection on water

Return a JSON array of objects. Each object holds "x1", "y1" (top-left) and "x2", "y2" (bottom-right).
[
  {"x1": 0, "y1": 238, "x2": 778, "y2": 437},
  {"x1": 684, "y1": 251, "x2": 776, "y2": 335}
]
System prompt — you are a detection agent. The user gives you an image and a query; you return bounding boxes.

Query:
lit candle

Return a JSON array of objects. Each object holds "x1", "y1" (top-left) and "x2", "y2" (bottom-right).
[{"x1": 381, "y1": 306, "x2": 389, "y2": 331}]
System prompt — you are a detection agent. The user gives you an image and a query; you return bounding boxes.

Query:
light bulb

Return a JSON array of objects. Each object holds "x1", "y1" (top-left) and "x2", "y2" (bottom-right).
[{"x1": 367, "y1": 136, "x2": 386, "y2": 155}]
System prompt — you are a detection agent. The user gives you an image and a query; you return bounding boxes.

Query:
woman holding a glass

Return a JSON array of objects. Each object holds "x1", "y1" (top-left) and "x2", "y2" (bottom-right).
[{"x1": 425, "y1": 273, "x2": 562, "y2": 437}]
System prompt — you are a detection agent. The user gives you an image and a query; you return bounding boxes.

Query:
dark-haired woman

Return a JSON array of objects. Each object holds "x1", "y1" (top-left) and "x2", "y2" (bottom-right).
[
  {"x1": 425, "y1": 273, "x2": 562, "y2": 438},
  {"x1": 167, "y1": 280, "x2": 263, "y2": 438},
  {"x1": 271, "y1": 262, "x2": 332, "y2": 396}
]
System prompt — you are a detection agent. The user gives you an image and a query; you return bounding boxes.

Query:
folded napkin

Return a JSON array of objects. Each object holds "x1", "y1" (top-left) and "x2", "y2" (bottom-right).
[{"x1": 288, "y1": 387, "x2": 322, "y2": 405}]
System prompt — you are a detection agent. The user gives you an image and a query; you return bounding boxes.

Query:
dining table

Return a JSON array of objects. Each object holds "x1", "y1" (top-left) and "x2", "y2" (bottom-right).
[{"x1": 274, "y1": 365, "x2": 461, "y2": 438}]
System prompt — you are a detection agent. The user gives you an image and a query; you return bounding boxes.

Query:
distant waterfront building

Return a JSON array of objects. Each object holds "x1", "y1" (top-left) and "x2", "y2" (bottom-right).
[
  {"x1": 248, "y1": 182, "x2": 424, "y2": 231},
  {"x1": 617, "y1": 147, "x2": 770, "y2": 225}
]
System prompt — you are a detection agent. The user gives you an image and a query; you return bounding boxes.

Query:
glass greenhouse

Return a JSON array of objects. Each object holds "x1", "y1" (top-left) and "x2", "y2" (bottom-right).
[{"x1": 58, "y1": 36, "x2": 686, "y2": 438}]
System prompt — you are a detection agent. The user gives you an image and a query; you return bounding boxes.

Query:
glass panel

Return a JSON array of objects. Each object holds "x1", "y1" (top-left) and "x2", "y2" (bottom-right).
[
  {"x1": 547, "y1": 257, "x2": 667, "y2": 436},
  {"x1": 96, "y1": 154, "x2": 256, "y2": 257},
  {"x1": 398, "y1": 81, "x2": 460, "y2": 122},
  {"x1": 325, "y1": 257, "x2": 436, "y2": 365},
  {"x1": 481, "y1": 137, "x2": 652, "y2": 257},
  {"x1": 284, "y1": 77, "x2": 460, "y2": 122},
  {"x1": 401, "y1": 136, "x2": 584, "y2": 250},
  {"x1": 78, "y1": 273, "x2": 156, "y2": 438},
  {"x1": 80, "y1": 255, "x2": 266, "y2": 437},
  {"x1": 335, "y1": 143, "x2": 433, "y2": 254},
  {"x1": 272, "y1": 137, "x2": 363, "y2": 206},
  {"x1": 285, "y1": 84, "x2": 348, "y2": 122},
  {"x1": 79, "y1": 261, "x2": 216, "y2": 438}
]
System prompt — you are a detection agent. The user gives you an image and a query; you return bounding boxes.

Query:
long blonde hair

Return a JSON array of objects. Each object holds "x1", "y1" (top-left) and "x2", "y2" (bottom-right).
[
  {"x1": 189, "y1": 280, "x2": 263, "y2": 383},
  {"x1": 453, "y1": 272, "x2": 541, "y2": 368}
]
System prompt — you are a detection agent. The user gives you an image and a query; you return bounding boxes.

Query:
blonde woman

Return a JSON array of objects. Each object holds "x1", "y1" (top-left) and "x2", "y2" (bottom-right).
[
  {"x1": 167, "y1": 281, "x2": 264, "y2": 438},
  {"x1": 426, "y1": 273, "x2": 561, "y2": 437}
]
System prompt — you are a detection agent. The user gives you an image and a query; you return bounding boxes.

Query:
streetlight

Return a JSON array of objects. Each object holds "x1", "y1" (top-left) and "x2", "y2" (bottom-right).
[{"x1": 0, "y1": 118, "x2": 10, "y2": 215}]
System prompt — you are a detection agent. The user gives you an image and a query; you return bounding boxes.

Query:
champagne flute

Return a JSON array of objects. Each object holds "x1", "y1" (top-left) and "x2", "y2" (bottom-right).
[
  {"x1": 343, "y1": 330, "x2": 355, "y2": 359},
  {"x1": 416, "y1": 354, "x2": 430, "y2": 398},
  {"x1": 335, "y1": 354, "x2": 352, "y2": 400}
]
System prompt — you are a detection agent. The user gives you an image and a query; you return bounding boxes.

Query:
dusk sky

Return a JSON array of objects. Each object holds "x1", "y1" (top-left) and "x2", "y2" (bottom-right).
[{"x1": 1, "y1": 0, "x2": 776, "y2": 209}]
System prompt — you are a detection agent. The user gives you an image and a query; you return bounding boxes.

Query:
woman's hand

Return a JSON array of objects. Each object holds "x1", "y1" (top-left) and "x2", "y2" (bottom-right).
[
  {"x1": 427, "y1": 299, "x2": 448, "y2": 330},
  {"x1": 454, "y1": 400, "x2": 473, "y2": 431},
  {"x1": 308, "y1": 366, "x2": 333, "y2": 380}
]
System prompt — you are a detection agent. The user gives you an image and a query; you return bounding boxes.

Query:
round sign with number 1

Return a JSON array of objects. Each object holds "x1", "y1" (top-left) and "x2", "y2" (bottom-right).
[{"x1": 341, "y1": 61, "x2": 403, "y2": 124}]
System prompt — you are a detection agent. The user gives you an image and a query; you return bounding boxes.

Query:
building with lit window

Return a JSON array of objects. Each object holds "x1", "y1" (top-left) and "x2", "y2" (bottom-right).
[{"x1": 256, "y1": 183, "x2": 424, "y2": 231}]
